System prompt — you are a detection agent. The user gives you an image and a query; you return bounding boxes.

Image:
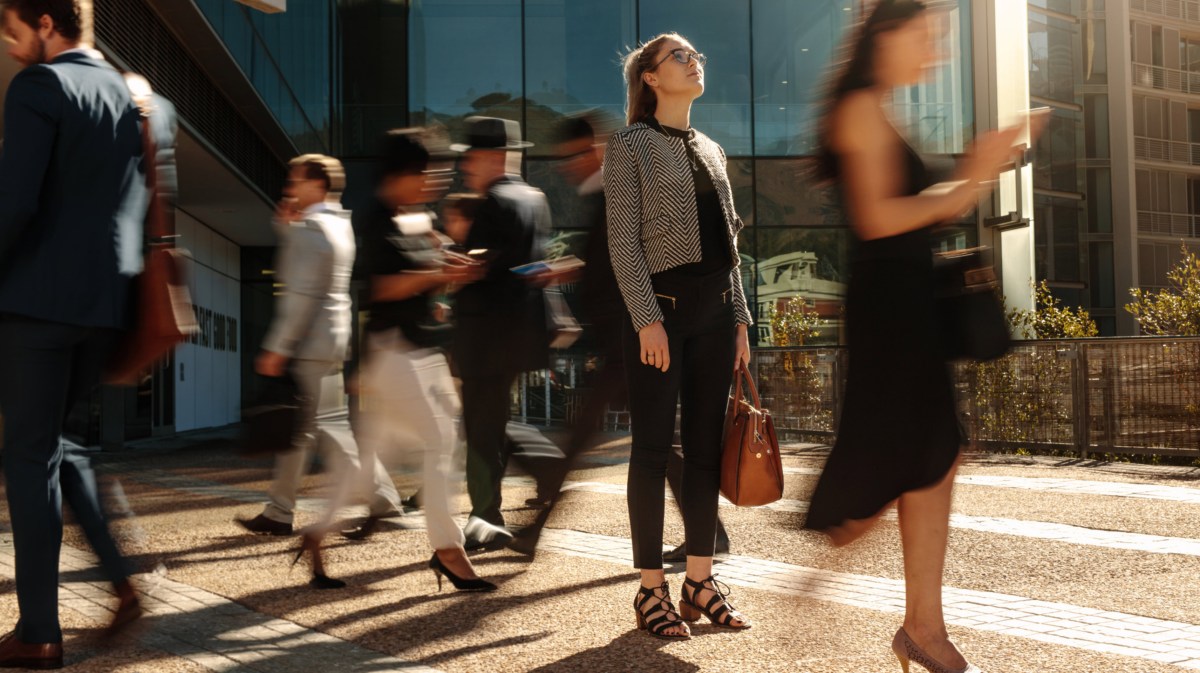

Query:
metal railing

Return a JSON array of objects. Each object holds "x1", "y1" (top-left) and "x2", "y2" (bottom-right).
[
  {"x1": 515, "y1": 338, "x2": 1200, "y2": 457},
  {"x1": 1131, "y1": 0, "x2": 1200, "y2": 22},
  {"x1": 1132, "y1": 63, "x2": 1200, "y2": 95},
  {"x1": 1137, "y1": 210, "x2": 1200, "y2": 238},
  {"x1": 1134, "y1": 135, "x2": 1200, "y2": 166}
]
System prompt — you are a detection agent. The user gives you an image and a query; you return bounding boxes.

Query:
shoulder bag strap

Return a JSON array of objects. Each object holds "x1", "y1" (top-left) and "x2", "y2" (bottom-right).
[{"x1": 125, "y1": 73, "x2": 171, "y2": 246}]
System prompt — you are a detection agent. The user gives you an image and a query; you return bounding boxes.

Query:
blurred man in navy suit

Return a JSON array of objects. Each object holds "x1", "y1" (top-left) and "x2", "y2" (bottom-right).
[{"x1": 0, "y1": 0, "x2": 166, "y2": 664}]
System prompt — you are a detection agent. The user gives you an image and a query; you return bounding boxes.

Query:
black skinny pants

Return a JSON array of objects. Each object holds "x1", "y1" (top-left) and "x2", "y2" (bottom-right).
[{"x1": 624, "y1": 269, "x2": 736, "y2": 569}]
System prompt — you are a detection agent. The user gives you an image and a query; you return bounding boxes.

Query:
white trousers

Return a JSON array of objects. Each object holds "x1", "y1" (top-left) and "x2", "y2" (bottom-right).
[
  {"x1": 314, "y1": 331, "x2": 466, "y2": 551},
  {"x1": 261, "y1": 358, "x2": 401, "y2": 524}
]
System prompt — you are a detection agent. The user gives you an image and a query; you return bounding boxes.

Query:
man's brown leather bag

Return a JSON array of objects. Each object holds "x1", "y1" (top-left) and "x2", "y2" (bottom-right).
[
  {"x1": 105, "y1": 78, "x2": 197, "y2": 385},
  {"x1": 719, "y1": 363, "x2": 784, "y2": 507}
]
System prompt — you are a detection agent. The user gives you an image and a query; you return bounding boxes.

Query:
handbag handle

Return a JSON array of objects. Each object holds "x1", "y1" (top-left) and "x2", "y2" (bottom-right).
[{"x1": 733, "y1": 362, "x2": 763, "y2": 411}]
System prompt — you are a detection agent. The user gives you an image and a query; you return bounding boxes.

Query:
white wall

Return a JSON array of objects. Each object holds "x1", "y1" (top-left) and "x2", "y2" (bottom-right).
[{"x1": 175, "y1": 211, "x2": 242, "y2": 432}]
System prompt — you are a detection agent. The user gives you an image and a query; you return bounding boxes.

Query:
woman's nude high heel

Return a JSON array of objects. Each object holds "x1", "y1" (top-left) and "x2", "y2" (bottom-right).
[{"x1": 891, "y1": 627, "x2": 981, "y2": 673}]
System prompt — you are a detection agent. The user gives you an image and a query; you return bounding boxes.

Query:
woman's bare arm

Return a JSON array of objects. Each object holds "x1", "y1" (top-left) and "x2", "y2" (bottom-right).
[{"x1": 833, "y1": 91, "x2": 1020, "y2": 241}]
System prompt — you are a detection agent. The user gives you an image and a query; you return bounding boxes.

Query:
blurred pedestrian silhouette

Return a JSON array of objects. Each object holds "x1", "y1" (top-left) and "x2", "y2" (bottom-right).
[
  {"x1": 802, "y1": 1, "x2": 1036, "y2": 671},
  {"x1": 450, "y1": 116, "x2": 554, "y2": 551},
  {"x1": 299, "y1": 129, "x2": 495, "y2": 592},
  {"x1": 237, "y1": 155, "x2": 404, "y2": 584},
  {"x1": 0, "y1": 1, "x2": 159, "y2": 663}
]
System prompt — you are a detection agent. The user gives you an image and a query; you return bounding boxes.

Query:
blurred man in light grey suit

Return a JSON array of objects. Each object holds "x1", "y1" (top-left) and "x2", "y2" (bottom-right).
[{"x1": 236, "y1": 154, "x2": 401, "y2": 536}]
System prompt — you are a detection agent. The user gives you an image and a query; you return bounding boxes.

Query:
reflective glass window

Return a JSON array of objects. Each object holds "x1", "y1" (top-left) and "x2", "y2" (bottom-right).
[
  {"x1": 1086, "y1": 169, "x2": 1112, "y2": 233},
  {"x1": 1033, "y1": 108, "x2": 1081, "y2": 193},
  {"x1": 1089, "y1": 241, "x2": 1115, "y2": 309},
  {"x1": 1084, "y1": 94, "x2": 1109, "y2": 158},
  {"x1": 727, "y1": 158, "x2": 754, "y2": 225},
  {"x1": 1083, "y1": 19, "x2": 1107, "y2": 84},
  {"x1": 1029, "y1": 0, "x2": 1078, "y2": 15},
  {"x1": 893, "y1": 1, "x2": 974, "y2": 153},
  {"x1": 409, "y1": 0, "x2": 522, "y2": 136},
  {"x1": 752, "y1": 228, "x2": 850, "y2": 346},
  {"x1": 195, "y1": 0, "x2": 334, "y2": 152},
  {"x1": 640, "y1": 0, "x2": 752, "y2": 155},
  {"x1": 524, "y1": 0, "x2": 635, "y2": 155},
  {"x1": 1029, "y1": 11, "x2": 1076, "y2": 105},
  {"x1": 751, "y1": 0, "x2": 850, "y2": 156},
  {"x1": 340, "y1": 1, "x2": 408, "y2": 157},
  {"x1": 755, "y1": 160, "x2": 844, "y2": 227}
]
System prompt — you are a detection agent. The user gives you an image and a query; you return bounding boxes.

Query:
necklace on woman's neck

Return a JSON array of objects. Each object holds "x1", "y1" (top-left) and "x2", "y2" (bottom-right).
[{"x1": 650, "y1": 117, "x2": 700, "y2": 171}]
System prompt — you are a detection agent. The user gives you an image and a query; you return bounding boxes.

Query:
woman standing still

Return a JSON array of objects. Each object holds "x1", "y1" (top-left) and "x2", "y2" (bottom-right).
[
  {"x1": 803, "y1": 2, "x2": 1034, "y2": 671},
  {"x1": 605, "y1": 33, "x2": 753, "y2": 640}
]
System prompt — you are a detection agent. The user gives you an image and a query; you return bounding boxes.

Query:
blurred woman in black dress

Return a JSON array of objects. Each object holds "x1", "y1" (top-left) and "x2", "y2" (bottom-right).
[{"x1": 803, "y1": 2, "x2": 1033, "y2": 671}]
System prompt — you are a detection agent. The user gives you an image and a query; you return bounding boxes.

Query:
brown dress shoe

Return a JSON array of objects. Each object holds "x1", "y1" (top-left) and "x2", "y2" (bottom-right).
[
  {"x1": 103, "y1": 580, "x2": 143, "y2": 640},
  {"x1": 0, "y1": 631, "x2": 62, "y2": 669}
]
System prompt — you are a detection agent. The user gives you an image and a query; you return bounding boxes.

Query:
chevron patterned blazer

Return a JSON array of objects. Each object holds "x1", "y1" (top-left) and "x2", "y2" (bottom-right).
[{"x1": 603, "y1": 121, "x2": 752, "y2": 331}]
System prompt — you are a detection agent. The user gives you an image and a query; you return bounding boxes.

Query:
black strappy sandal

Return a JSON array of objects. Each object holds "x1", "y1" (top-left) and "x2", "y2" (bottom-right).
[
  {"x1": 679, "y1": 575, "x2": 751, "y2": 630},
  {"x1": 634, "y1": 581, "x2": 691, "y2": 640}
]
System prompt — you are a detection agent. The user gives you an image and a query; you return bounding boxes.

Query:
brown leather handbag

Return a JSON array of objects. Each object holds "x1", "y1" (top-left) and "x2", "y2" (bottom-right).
[
  {"x1": 105, "y1": 79, "x2": 197, "y2": 385},
  {"x1": 720, "y1": 363, "x2": 784, "y2": 507}
]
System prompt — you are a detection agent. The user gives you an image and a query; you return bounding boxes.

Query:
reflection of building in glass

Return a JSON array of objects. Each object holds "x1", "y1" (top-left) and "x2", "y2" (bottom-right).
[
  {"x1": 364, "y1": 0, "x2": 979, "y2": 354},
  {"x1": 1028, "y1": 0, "x2": 1116, "y2": 334},
  {"x1": 1028, "y1": 0, "x2": 1200, "y2": 335},
  {"x1": 1124, "y1": 1, "x2": 1200, "y2": 334},
  {"x1": 753, "y1": 251, "x2": 846, "y2": 347}
]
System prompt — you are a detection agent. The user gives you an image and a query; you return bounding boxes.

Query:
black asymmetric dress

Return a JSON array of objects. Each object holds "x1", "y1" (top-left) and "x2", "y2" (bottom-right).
[{"x1": 804, "y1": 141, "x2": 964, "y2": 533}]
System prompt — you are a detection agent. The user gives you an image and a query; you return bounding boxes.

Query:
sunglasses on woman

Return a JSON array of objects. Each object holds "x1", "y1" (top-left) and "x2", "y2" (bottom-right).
[{"x1": 652, "y1": 48, "x2": 707, "y2": 69}]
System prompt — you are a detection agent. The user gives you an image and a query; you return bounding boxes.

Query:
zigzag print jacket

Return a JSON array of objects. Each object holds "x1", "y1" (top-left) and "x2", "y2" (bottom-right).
[{"x1": 603, "y1": 120, "x2": 753, "y2": 331}]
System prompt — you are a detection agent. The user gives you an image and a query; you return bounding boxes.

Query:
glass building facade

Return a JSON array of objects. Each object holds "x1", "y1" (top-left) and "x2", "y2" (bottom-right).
[
  {"x1": 1128, "y1": 0, "x2": 1200, "y2": 302},
  {"x1": 1028, "y1": 0, "x2": 1118, "y2": 335},
  {"x1": 329, "y1": 0, "x2": 976, "y2": 347},
  {"x1": 195, "y1": 0, "x2": 339, "y2": 154},
  {"x1": 202, "y1": 0, "x2": 975, "y2": 348}
]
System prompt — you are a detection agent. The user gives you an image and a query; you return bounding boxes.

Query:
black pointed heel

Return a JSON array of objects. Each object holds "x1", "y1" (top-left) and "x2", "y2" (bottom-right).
[
  {"x1": 309, "y1": 573, "x2": 346, "y2": 590},
  {"x1": 429, "y1": 553, "x2": 497, "y2": 592},
  {"x1": 680, "y1": 575, "x2": 750, "y2": 629},
  {"x1": 292, "y1": 533, "x2": 346, "y2": 590}
]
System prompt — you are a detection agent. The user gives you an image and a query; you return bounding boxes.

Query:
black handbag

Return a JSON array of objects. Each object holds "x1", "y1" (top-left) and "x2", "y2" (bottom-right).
[
  {"x1": 240, "y1": 371, "x2": 308, "y2": 456},
  {"x1": 932, "y1": 247, "x2": 1011, "y2": 362}
]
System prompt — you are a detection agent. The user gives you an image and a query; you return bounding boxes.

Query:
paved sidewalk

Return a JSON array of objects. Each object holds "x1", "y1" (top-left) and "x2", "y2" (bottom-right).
[
  {"x1": 4, "y1": 430, "x2": 1199, "y2": 671},
  {"x1": 548, "y1": 477, "x2": 1200, "y2": 557},
  {"x1": 0, "y1": 538, "x2": 441, "y2": 673},
  {"x1": 538, "y1": 528, "x2": 1200, "y2": 668}
]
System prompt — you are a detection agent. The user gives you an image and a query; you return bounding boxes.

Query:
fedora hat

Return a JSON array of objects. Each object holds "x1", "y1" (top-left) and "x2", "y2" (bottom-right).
[{"x1": 450, "y1": 116, "x2": 534, "y2": 152}]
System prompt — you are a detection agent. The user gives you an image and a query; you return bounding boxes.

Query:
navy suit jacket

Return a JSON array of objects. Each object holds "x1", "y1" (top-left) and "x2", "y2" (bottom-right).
[{"x1": 0, "y1": 51, "x2": 173, "y2": 329}]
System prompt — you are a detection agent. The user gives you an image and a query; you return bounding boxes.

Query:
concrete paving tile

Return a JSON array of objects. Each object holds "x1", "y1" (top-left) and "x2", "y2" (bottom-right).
[{"x1": 1143, "y1": 651, "x2": 1191, "y2": 664}]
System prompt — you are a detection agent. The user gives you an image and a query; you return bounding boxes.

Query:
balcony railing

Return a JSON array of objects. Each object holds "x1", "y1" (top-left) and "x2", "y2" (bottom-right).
[
  {"x1": 1132, "y1": 63, "x2": 1200, "y2": 96},
  {"x1": 1131, "y1": 0, "x2": 1200, "y2": 22},
  {"x1": 1137, "y1": 210, "x2": 1200, "y2": 238},
  {"x1": 1134, "y1": 135, "x2": 1200, "y2": 166}
]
